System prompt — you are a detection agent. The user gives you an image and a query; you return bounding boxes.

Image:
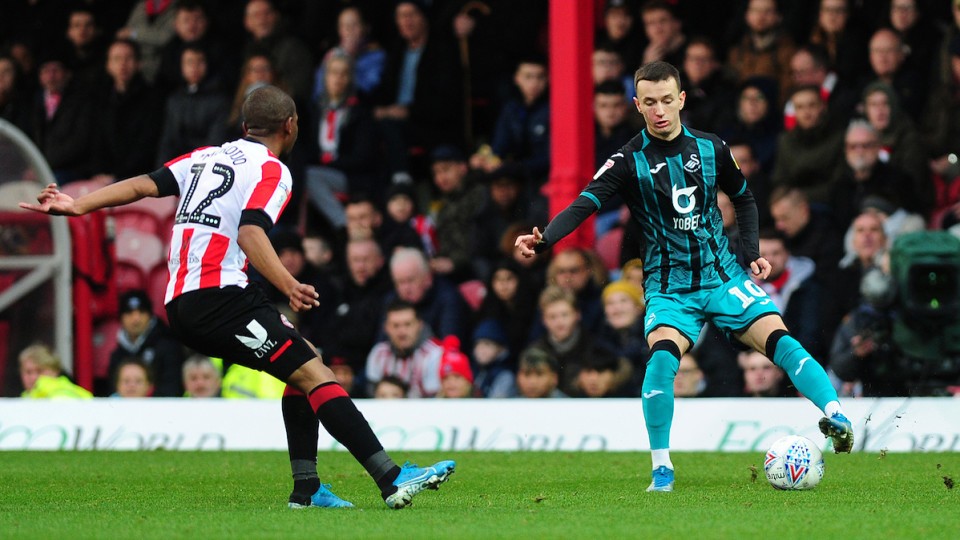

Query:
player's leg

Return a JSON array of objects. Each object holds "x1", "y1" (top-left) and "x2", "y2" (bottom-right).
[
  {"x1": 739, "y1": 316, "x2": 854, "y2": 453},
  {"x1": 642, "y1": 326, "x2": 690, "y2": 492},
  {"x1": 287, "y1": 359, "x2": 455, "y2": 508},
  {"x1": 281, "y1": 384, "x2": 355, "y2": 508}
]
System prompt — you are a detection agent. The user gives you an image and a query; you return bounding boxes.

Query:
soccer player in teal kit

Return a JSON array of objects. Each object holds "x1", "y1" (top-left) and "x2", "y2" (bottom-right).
[{"x1": 516, "y1": 61, "x2": 853, "y2": 492}]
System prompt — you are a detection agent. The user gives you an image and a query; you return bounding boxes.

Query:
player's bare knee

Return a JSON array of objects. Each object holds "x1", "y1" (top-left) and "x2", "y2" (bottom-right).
[{"x1": 287, "y1": 357, "x2": 337, "y2": 393}]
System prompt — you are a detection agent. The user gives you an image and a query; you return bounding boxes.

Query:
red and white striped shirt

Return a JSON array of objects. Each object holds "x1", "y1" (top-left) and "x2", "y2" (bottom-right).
[
  {"x1": 365, "y1": 338, "x2": 443, "y2": 398},
  {"x1": 161, "y1": 139, "x2": 293, "y2": 304}
]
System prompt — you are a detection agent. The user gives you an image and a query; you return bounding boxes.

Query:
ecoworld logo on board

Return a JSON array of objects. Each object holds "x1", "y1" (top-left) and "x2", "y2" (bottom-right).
[{"x1": 0, "y1": 423, "x2": 227, "y2": 451}]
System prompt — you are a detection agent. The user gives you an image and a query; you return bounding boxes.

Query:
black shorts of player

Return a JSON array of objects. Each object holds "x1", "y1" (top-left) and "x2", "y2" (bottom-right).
[{"x1": 166, "y1": 285, "x2": 316, "y2": 381}]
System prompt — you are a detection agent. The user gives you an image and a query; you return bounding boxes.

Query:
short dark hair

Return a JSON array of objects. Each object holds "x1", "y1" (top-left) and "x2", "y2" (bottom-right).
[
  {"x1": 242, "y1": 84, "x2": 296, "y2": 135},
  {"x1": 110, "y1": 38, "x2": 142, "y2": 62},
  {"x1": 515, "y1": 53, "x2": 548, "y2": 72},
  {"x1": 641, "y1": 0, "x2": 677, "y2": 18},
  {"x1": 595, "y1": 79, "x2": 625, "y2": 97},
  {"x1": 759, "y1": 227, "x2": 787, "y2": 243},
  {"x1": 385, "y1": 298, "x2": 418, "y2": 317},
  {"x1": 634, "y1": 60, "x2": 681, "y2": 92},
  {"x1": 787, "y1": 83, "x2": 823, "y2": 102}
]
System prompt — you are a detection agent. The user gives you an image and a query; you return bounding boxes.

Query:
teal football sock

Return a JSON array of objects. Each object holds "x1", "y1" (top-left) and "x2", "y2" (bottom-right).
[
  {"x1": 642, "y1": 343, "x2": 681, "y2": 451},
  {"x1": 768, "y1": 332, "x2": 838, "y2": 412}
]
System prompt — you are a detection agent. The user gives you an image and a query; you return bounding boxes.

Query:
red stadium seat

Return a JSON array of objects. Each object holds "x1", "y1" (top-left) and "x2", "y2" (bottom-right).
[
  {"x1": 458, "y1": 279, "x2": 487, "y2": 311},
  {"x1": 114, "y1": 229, "x2": 165, "y2": 293},
  {"x1": 59, "y1": 177, "x2": 111, "y2": 199},
  {"x1": 596, "y1": 227, "x2": 624, "y2": 271},
  {"x1": 111, "y1": 197, "x2": 177, "y2": 238},
  {"x1": 91, "y1": 319, "x2": 121, "y2": 379},
  {"x1": 148, "y1": 265, "x2": 170, "y2": 323}
]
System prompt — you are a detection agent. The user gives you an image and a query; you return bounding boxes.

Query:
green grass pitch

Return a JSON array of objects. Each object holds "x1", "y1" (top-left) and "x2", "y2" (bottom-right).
[{"x1": 1, "y1": 450, "x2": 957, "y2": 539}]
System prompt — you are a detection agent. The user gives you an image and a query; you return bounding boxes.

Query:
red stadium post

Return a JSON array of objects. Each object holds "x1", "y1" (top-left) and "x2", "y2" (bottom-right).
[{"x1": 547, "y1": 0, "x2": 595, "y2": 251}]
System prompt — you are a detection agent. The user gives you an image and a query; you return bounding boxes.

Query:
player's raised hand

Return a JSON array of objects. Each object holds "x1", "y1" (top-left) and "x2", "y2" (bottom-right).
[
  {"x1": 289, "y1": 282, "x2": 320, "y2": 312},
  {"x1": 750, "y1": 257, "x2": 772, "y2": 280},
  {"x1": 515, "y1": 226, "x2": 543, "y2": 258},
  {"x1": 18, "y1": 183, "x2": 79, "y2": 216}
]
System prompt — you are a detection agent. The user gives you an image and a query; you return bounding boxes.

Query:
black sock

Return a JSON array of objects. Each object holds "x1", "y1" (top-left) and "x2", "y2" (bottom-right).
[
  {"x1": 308, "y1": 382, "x2": 401, "y2": 496},
  {"x1": 282, "y1": 388, "x2": 319, "y2": 502}
]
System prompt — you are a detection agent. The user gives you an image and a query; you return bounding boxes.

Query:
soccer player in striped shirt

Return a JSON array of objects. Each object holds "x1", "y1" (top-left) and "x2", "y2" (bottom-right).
[
  {"x1": 21, "y1": 85, "x2": 454, "y2": 509},
  {"x1": 516, "y1": 61, "x2": 853, "y2": 492}
]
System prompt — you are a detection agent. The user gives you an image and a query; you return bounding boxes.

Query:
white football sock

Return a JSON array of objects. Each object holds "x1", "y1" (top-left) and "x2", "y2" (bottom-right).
[{"x1": 651, "y1": 449, "x2": 673, "y2": 471}]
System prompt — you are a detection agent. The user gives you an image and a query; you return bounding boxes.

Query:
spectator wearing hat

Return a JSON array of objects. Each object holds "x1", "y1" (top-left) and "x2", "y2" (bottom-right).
[
  {"x1": 428, "y1": 144, "x2": 486, "y2": 283},
  {"x1": 470, "y1": 318, "x2": 516, "y2": 398},
  {"x1": 437, "y1": 336, "x2": 478, "y2": 398},
  {"x1": 373, "y1": 0, "x2": 464, "y2": 181},
  {"x1": 108, "y1": 290, "x2": 186, "y2": 397},
  {"x1": 595, "y1": 280, "x2": 649, "y2": 385},
  {"x1": 514, "y1": 347, "x2": 566, "y2": 399},
  {"x1": 29, "y1": 46, "x2": 95, "y2": 185}
]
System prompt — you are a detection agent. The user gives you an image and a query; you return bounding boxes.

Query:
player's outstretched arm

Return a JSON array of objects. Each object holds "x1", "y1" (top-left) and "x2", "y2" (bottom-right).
[
  {"x1": 515, "y1": 227, "x2": 543, "y2": 258},
  {"x1": 238, "y1": 224, "x2": 319, "y2": 313},
  {"x1": 18, "y1": 175, "x2": 160, "y2": 216}
]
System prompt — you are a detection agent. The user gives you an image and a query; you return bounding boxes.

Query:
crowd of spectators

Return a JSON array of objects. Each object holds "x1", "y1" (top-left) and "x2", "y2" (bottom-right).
[{"x1": 6, "y1": 0, "x2": 960, "y2": 399}]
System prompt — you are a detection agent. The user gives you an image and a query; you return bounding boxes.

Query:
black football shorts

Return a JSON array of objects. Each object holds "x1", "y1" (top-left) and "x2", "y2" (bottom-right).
[{"x1": 166, "y1": 285, "x2": 316, "y2": 381}]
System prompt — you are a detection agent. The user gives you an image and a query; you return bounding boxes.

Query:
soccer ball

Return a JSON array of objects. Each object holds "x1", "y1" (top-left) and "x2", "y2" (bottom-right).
[{"x1": 763, "y1": 435, "x2": 825, "y2": 490}]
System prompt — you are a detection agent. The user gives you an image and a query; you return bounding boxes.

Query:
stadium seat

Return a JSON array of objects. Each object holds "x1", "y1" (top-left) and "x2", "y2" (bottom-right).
[
  {"x1": 0, "y1": 180, "x2": 45, "y2": 210},
  {"x1": 91, "y1": 319, "x2": 121, "y2": 380},
  {"x1": 458, "y1": 279, "x2": 487, "y2": 311},
  {"x1": 59, "y1": 177, "x2": 111, "y2": 199},
  {"x1": 147, "y1": 265, "x2": 170, "y2": 323},
  {"x1": 111, "y1": 197, "x2": 177, "y2": 238},
  {"x1": 114, "y1": 229, "x2": 165, "y2": 293},
  {"x1": 596, "y1": 227, "x2": 624, "y2": 271}
]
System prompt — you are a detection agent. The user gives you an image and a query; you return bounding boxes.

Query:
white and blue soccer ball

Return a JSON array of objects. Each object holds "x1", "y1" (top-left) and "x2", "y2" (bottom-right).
[{"x1": 763, "y1": 435, "x2": 825, "y2": 490}]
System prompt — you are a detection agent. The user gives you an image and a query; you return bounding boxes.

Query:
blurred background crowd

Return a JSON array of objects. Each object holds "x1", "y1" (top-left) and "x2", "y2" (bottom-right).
[{"x1": 4, "y1": 0, "x2": 960, "y2": 400}]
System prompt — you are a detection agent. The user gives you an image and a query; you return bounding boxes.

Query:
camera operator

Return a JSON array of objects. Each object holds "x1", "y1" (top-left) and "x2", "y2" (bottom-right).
[{"x1": 830, "y1": 263, "x2": 907, "y2": 396}]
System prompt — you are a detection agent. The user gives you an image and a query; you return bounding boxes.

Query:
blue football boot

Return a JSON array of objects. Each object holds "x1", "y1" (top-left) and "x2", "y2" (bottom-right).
[
  {"x1": 384, "y1": 460, "x2": 456, "y2": 509},
  {"x1": 819, "y1": 412, "x2": 854, "y2": 453},
  {"x1": 646, "y1": 465, "x2": 675, "y2": 492},
  {"x1": 288, "y1": 483, "x2": 354, "y2": 509}
]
